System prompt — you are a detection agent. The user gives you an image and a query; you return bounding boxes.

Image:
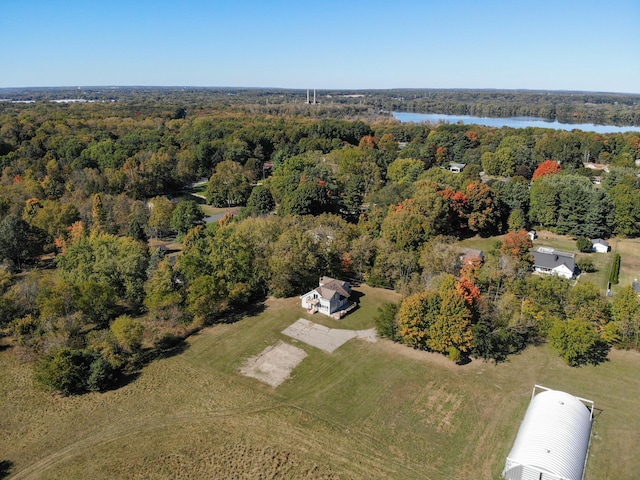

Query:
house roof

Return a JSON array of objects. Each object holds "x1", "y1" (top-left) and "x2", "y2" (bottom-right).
[
  {"x1": 591, "y1": 238, "x2": 610, "y2": 247},
  {"x1": 532, "y1": 248, "x2": 576, "y2": 271},
  {"x1": 449, "y1": 162, "x2": 466, "y2": 170},
  {"x1": 318, "y1": 277, "x2": 350, "y2": 299},
  {"x1": 460, "y1": 248, "x2": 484, "y2": 262}
]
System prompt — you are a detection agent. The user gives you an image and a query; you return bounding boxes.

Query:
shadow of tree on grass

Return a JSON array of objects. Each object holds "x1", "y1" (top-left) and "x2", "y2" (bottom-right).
[{"x1": 0, "y1": 460, "x2": 13, "y2": 479}]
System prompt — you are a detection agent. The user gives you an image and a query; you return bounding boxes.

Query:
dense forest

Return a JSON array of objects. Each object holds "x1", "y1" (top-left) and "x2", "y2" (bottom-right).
[{"x1": 1, "y1": 88, "x2": 639, "y2": 394}]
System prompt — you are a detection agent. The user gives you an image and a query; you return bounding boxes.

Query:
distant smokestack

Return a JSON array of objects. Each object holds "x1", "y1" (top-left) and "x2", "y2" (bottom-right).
[
  {"x1": 306, "y1": 89, "x2": 309, "y2": 104},
  {"x1": 313, "y1": 89, "x2": 316, "y2": 104}
]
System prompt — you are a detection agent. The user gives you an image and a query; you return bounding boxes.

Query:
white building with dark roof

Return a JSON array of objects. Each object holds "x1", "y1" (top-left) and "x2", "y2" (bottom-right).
[
  {"x1": 503, "y1": 385, "x2": 594, "y2": 480},
  {"x1": 532, "y1": 247, "x2": 576, "y2": 280}
]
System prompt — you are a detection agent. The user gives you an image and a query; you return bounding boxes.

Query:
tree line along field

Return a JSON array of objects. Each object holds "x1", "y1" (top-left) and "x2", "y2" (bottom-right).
[{"x1": 1, "y1": 288, "x2": 639, "y2": 479}]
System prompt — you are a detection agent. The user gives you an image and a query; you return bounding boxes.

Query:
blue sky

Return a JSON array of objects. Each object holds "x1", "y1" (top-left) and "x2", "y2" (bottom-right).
[{"x1": 2, "y1": 0, "x2": 639, "y2": 93}]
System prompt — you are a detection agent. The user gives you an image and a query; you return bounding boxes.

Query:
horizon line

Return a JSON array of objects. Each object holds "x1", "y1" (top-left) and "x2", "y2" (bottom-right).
[{"x1": 1, "y1": 85, "x2": 640, "y2": 96}]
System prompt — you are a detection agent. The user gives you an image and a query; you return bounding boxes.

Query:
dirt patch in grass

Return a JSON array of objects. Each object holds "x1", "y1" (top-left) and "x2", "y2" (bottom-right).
[{"x1": 240, "y1": 340, "x2": 307, "y2": 387}]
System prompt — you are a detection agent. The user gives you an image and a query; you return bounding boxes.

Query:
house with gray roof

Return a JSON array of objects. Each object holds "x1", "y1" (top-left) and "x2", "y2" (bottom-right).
[
  {"x1": 449, "y1": 162, "x2": 466, "y2": 173},
  {"x1": 531, "y1": 247, "x2": 577, "y2": 280},
  {"x1": 301, "y1": 277, "x2": 351, "y2": 317},
  {"x1": 591, "y1": 238, "x2": 610, "y2": 253}
]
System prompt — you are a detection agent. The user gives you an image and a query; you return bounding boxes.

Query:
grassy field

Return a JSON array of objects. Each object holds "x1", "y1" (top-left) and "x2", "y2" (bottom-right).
[{"x1": 1, "y1": 284, "x2": 639, "y2": 479}]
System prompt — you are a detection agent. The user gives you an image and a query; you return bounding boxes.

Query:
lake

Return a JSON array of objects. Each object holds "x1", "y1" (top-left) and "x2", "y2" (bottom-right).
[{"x1": 392, "y1": 112, "x2": 640, "y2": 134}]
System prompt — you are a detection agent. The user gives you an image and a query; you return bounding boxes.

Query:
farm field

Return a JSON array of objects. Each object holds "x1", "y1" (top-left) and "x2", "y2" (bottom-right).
[{"x1": 1, "y1": 284, "x2": 639, "y2": 479}]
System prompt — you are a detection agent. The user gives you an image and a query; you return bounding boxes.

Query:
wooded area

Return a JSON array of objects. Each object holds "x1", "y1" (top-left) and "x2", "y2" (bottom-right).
[{"x1": 1, "y1": 88, "x2": 639, "y2": 394}]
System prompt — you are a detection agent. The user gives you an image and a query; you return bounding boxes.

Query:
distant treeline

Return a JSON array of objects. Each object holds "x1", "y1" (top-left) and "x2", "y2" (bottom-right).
[
  {"x1": 370, "y1": 89, "x2": 640, "y2": 127},
  {"x1": 3, "y1": 87, "x2": 639, "y2": 126}
]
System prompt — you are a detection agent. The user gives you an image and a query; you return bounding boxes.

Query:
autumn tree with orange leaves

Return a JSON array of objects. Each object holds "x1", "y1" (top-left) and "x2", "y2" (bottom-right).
[
  {"x1": 465, "y1": 183, "x2": 504, "y2": 234},
  {"x1": 532, "y1": 160, "x2": 561, "y2": 180},
  {"x1": 396, "y1": 275, "x2": 477, "y2": 360},
  {"x1": 500, "y1": 229, "x2": 533, "y2": 263}
]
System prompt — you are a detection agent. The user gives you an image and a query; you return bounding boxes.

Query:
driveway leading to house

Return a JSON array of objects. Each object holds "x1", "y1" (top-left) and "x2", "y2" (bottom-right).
[{"x1": 282, "y1": 318, "x2": 377, "y2": 353}]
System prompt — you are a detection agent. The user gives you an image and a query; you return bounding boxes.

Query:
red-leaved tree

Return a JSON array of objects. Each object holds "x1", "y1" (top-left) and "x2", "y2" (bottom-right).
[{"x1": 532, "y1": 160, "x2": 561, "y2": 180}]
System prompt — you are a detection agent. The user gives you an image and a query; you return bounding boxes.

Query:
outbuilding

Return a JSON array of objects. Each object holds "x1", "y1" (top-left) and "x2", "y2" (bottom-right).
[
  {"x1": 449, "y1": 162, "x2": 466, "y2": 173},
  {"x1": 503, "y1": 385, "x2": 594, "y2": 480},
  {"x1": 591, "y1": 238, "x2": 610, "y2": 253}
]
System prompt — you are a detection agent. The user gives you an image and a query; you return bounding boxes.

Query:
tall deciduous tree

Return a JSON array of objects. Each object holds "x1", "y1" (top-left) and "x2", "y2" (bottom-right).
[
  {"x1": 610, "y1": 285, "x2": 640, "y2": 348},
  {"x1": 170, "y1": 200, "x2": 204, "y2": 235},
  {"x1": 268, "y1": 228, "x2": 319, "y2": 297},
  {"x1": 148, "y1": 196, "x2": 175, "y2": 238},
  {"x1": 608, "y1": 184, "x2": 640, "y2": 237},
  {"x1": 206, "y1": 160, "x2": 251, "y2": 208},
  {"x1": 57, "y1": 232, "x2": 149, "y2": 311},
  {"x1": 246, "y1": 185, "x2": 275, "y2": 215},
  {"x1": 397, "y1": 290, "x2": 441, "y2": 349},
  {"x1": 465, "y1": 183, "x2": 503, "y2": 235},
  {"x1": 532, "y1": 160, "x2": 561, "y2": 180},
  {"x1": 549, "y1": 318, "x2": 609, "y2": 366}
]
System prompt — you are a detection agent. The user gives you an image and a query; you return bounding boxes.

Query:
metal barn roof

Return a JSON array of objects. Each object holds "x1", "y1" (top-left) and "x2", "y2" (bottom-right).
[{"x1": 503, "y1": 386, "x2": 594, "y2": 480}]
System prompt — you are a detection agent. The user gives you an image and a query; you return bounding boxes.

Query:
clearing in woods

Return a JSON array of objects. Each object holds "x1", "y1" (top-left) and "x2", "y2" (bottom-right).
[{"x1": 1, "y1": 284, "x2": 639, "y2": 479}]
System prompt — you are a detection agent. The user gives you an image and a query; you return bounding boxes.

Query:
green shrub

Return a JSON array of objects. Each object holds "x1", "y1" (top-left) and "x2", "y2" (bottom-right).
[
  {"x1": 577, "y1": 257, "x2": 596, "y2": 273},
  {"x1": 447, "y1": 346, "x2": 461, "y2": 363},
  {"x1": 609, "y1": 253, "x2": 621, "y2": 285},
  {"x1": 576, "y1": 236, "x2": 592, "y2": 253},
  {"x1": 34, "y1": 348, "x2": 91, "y2": 395},
  {"x1": 374, "y1": 302, "x2": 399, "y2": 340}
]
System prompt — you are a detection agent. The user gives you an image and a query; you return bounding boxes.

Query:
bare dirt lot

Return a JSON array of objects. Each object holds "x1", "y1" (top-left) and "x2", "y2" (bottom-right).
[{"x1": 240, "y1": 340, "x2": 307, "y2": 387}]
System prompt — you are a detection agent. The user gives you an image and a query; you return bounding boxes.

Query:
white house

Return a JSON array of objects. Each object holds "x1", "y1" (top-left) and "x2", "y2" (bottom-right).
[
  {"x1": 301, "y1": 277, "x2": 351, "y2": 317},
  {"x1": 503, "y1": 385, "x2": 594, "y2": 480},
  {"x1": 531, "y1": 247, "x2": 576, "y2": 280},
  {"x1": 591, "y1": 238, "x2": 610, "y2": 253},
  {"x1": 449, "y1": 162, "x2": 466, "y2": 173}
]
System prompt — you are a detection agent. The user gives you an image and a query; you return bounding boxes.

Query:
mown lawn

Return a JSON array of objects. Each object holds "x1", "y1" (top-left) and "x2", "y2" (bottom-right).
[{"x1": 1, "y1": 286, "x2": 639, "y2": 479}]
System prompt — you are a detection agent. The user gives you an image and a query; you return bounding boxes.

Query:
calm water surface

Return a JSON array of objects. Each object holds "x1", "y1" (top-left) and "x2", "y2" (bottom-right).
[{"x1": 392, "y1": 112, "x2": 640, "y2": 134}]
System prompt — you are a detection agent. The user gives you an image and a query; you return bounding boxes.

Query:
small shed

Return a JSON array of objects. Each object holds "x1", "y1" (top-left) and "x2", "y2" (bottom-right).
[
  {"x1": 449, "y1": 162, "x2": 466, "y2": 173},
  {"x1": 591, "y1": 239, "x2": 610, "y2": 253},
  {"x1": 503, "y1": 385, "x2": 594, "y2": 480}
]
